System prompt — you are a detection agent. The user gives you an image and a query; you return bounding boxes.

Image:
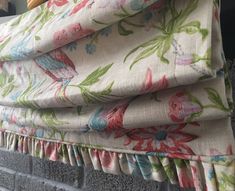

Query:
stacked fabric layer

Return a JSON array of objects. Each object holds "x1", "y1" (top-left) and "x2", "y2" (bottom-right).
[{"x1": 0, "y1": 0, "x2": 234, "y2": 190}]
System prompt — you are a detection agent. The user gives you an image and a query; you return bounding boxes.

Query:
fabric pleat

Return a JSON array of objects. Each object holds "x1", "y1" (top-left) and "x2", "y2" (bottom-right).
[{"x1": 0, "y1": 0, "x2": 234, "y2": 190}]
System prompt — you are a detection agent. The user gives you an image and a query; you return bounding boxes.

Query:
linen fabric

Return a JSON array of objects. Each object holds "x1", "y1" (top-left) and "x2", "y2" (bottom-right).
[{"x1": 0, "y1": 0, "x2": 234, "y2": 190}]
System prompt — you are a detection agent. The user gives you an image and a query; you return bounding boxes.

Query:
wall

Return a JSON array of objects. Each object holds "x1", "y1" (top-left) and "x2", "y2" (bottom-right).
[
  {"x1": 10, "y1": 0, "x2": 27, "y2": 14},
  {"x1": 0, "y1": 147, "x2": 197, "y2": 191}
]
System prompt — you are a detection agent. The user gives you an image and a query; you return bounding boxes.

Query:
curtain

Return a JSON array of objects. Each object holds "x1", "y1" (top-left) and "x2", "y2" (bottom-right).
[{"x1": 0, "y1": 0, "x2": 234, "y2": 190}]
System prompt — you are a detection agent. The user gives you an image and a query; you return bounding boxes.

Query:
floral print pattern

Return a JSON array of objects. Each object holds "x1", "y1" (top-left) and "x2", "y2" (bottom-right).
[
  {"x1": 168, "y1": 92, "x2": 203, "y2": 123},
  {"x1": 0, "y1": 0, "x2": 234, "y2": 190},
  {"x1": 114, "y1": 123, "x2": 198, "y2": 154}
]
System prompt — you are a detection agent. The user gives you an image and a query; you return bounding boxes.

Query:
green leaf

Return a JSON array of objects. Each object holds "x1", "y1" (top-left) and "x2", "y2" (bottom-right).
[
  {"x1": 8, "y1": 75, "x2": 14, "y2": 83},
  {"x1": 200, "y1": 29, "x2": 209, "y2": 40},
  {"x1": 198, "y1": 75, "x2": 211, "y2": 81},
  {"x1": 164, "y1": 164, "x2": 176, "y2": 180},
  {"x1": 204, "y1": 88, "x2": 230, "y2": 112},
  {"x1": 174, "y1": 159, "x2": 186, "y2": 168},
  {"x1": 0, "y1": 73, "x2": 6, "y2": 87},
  {"x1": 177, "y1": 21, "x2": 201, "y2": 34},
  {"x1": 40, "y1": 109, "x2": 67, "y2": 127},
  {"x1": 80, "y1": 64, "x2": 113, "y2": 86},
  {"x1": 151, "y1": 163, "x2": 162, "y2": 171},
  {"x1": 80, "y1": 81, "x2": 114, "y2": 104},
  {"x1": 35, "y1": 36, "x2": 41, "y2": 41},
  {"x1": 118, "y1": 21, "x2": 133, "y2": 36},
  {"x1": 2, "y1": 84, "x2": 14, "y2": 97},
  {"x1": 92, "y1": 19, "x2": 109, "y2": 25},
  {"x1": 129, "y1": 46, "x2": 158, "y2": 69},
  {"x1": 204, "y1": 48, "x2": 211, "y2": 68},
  {"x1": 156, "y1": 36, "x2": 172, "y2": 64},
  {"x1": 124, "y1": 37, "x2": 158, "y2": 63},
  {"x1": 221, "y1": 173, "x2": 235, "y2": 187},
  {"x1": 0, "y1": 38, "x2": 11, "y2": 52},
  {"x1": 114, "y1": 6, "x2": 131, "y2": 18},
  {"x1": 186, "y1": 112, "x2": 202, "y2": 123},
  {"x1": 77, "y1": 106, "x2": 82, "y2": 115},
  {"x1": 10, "y1": 14, "x2": 25, "y2": 27},
  {"x1": 174, "y1": 0, "x2": 199, "y2": 27},
  {"x1": 126, "y1": 35, "x2": 172, "y2": 69}
]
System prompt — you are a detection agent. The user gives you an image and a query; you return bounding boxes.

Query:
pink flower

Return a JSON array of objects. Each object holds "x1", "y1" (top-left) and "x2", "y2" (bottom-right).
[
  {"x1": 105, "y1": 100, "x2": 130, "y2": 130},
  {"x1": 53, "y1": 29, "x2": 69, "y2": 47},
  {"x1": 168, "y1": 92, "x2": 202, "y2": 123},
  {"x1": 67, "y1": 23, "x2": 94, "y2": 41},
  {"x1": 47, "y1": 0, "x2": 68, "y2": 8},
  {"x1": 178, "y1": 169, "x2": 194, "y2": 188},
  {"x1": 99, "y1": 150, "x2": 115, "y2": 169},
  {"x1": 176, "y1": 54, "x2": 193, "y2": 65},
  {"x1": 10, "y1": 115, "x2": 17, "y2": 124},
  {"x1": 141, "y1": 68, "x2": 169, "y2": 92},
  {"x1": 69, "y1": 0, "x2": 90, "y2": 16},
  {"x1": 156, "y1": 75, "x2": 168, "y2": 90},
  {"x1": 149, "y1": 0, "x2": 165, "y2": 11}
]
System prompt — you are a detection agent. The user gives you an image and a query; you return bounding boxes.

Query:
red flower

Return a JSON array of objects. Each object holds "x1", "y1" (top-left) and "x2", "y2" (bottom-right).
[
  {"x1": 178, "y1": 169, "x2": 194, "y2": 188},
  {"x1": 47, "y1": 0, "x2": 68, "y2": 8},
  {"x1": 141, "y1": 68, "x2": 169, "y2": 93},
  {"x1": 67, "y1": 23, "x2": 94, "y2": 41},
  {"x1": 53, "y1": 29, "x2": 69, "y2": 47},
  {"x1": 168, "y1": 92, "x2": 202, "y2": 123},
  {"x1": 53, "y1": 24, "x2": 94, "y2": 47},
  {"x1": 114, "y1": 124, "x2": 198, "y2": 154},
  {"x1": 69, "y1": 0, "x2": 90, "y2": 16}
]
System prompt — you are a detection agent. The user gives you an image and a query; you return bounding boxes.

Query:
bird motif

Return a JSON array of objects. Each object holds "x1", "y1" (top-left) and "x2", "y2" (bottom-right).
[
  {"x1": 88, "y1": 99, "x2": 132, "y2": 131},
  {"x1": 34, "y1": 48, "x2": 77, "y2": 104}
]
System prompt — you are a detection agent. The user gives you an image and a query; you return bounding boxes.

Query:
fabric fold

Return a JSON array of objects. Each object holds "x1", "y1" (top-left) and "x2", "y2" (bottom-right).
[
  {"x1": 0, "y1": 0, "x2": 162, "y2": 61},
  {"x1": 0, "y1": 76, "x2": 231, "y2": 131},
  {"x1": 0, "y1": 0, "x2": 234, "y2": 190},
  {"x1": 0, "y1": 129, "x2": 234, "y2": 190},
  {"x1": 1, "y1": 117, "x2": 235, "y2": 157},
  {"x1": 0, "y1": 0, "x2": 224, "y2": 108}
]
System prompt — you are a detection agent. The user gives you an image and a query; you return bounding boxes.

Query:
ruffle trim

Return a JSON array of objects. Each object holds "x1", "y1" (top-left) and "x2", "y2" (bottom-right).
[{"x1": 0, "y1": 130, "x2": 234, "y2": 190}]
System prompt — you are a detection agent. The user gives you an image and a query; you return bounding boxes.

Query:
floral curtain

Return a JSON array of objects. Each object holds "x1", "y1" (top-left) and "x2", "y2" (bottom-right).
[{"x1": 0, "y1": 0, "x2": 234, "y2": 190}]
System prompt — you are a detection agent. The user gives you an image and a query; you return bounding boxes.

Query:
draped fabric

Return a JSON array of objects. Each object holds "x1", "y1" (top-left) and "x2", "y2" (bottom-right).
[{"x1": 0, "y1": 0, "x2": 234, "y2": 190}]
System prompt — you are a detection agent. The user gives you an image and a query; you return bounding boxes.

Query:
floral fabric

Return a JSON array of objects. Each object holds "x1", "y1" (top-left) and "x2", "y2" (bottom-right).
[{"x1": 0, "y1": 0, "x2": 234, "y2": 190}]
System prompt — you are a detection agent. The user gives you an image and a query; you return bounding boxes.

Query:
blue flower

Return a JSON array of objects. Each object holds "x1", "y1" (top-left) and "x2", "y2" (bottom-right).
[
  {"x1": 130, "y1": 0, "x2": 144, "y2": 11},
  {"x1": 211, "y1": 155, "x2": 226, "y2": 162},
  {"x1": 10, "y1": 91, "x2": 21, "y2": 101},
  {"x1": 216, "y1": 69, "x2": 224, "y2": 77},
  {"x1": 10, "y1": 36, "x2": 33, "y2": 60},
  {"x1": 66, "y1": 42, "x2": 78, "y2": 51},
  {"x1": 100, "y1": 27, "x2": 112, "y2": 37},
  {"x1": 208, "y1": 168, "x2": 215, "y2": 180},
  {"x1": 155, "y1": 131, "x2": 167, "y2": 140},
  {"x1": 85, "y1": 43, "x2": 96, "y2": 54},
  {"x1": 88, "y1": 107, "x2": 107, "y2": 131},
  {"x1": 35, "y1": 129, "x2": 44, "y2": 138},
  {"x1": 144, "y1": 12, "x2": 153, "y2": 21}
]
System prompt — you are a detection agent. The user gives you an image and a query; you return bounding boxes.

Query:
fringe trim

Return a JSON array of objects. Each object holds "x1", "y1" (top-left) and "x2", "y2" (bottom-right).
[{"x1": 0, "y1": 130, "x2": 234, "y2": 191}]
